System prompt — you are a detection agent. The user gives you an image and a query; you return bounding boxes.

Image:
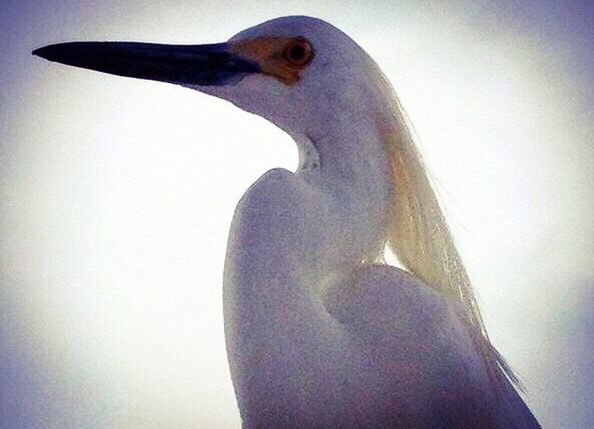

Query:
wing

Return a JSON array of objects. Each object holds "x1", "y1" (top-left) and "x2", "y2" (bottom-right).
[{"x1": 325, "y1": 264, "x2": 541, "y2": 428}]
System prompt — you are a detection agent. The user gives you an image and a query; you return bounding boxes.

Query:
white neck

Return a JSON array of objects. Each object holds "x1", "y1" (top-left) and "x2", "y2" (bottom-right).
[
  {"x1": 296, "y1": 114, "x2": 391, "y2": 191},
  {"x1": 291, "y1": 112, "x2": 394, "y2": 272}
]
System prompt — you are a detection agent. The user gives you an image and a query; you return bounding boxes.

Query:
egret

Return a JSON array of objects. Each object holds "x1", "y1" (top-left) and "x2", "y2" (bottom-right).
[{"x1": 33, "y1": 16, "x2": 540, "y2": 428}]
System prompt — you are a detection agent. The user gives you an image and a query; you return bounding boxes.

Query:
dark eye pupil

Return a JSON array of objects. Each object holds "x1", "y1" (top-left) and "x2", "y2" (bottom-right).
[{"x1": 289, "y1": 44, "x2": 306, "y2": 61}]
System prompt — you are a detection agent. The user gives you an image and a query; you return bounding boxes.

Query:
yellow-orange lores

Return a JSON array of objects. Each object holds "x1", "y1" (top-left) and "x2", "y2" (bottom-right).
[{"x1": 230, "y1": 37, "x2": 314, "y2": 85}]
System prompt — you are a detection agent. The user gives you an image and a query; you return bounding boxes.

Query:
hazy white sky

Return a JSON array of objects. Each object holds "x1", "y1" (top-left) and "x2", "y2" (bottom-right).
[{"x1": 1, "y1": 1, "x2": 592, "y2": 428}]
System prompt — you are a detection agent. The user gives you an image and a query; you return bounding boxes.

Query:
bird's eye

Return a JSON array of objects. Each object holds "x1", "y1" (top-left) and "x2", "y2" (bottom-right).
[{"x1": 283, "y1": 38, "x2": 314, "y2": 68}]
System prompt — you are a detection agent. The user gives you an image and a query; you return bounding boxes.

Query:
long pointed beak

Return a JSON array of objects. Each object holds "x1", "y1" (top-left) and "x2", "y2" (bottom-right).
[{"x1": 32, "y1": 41, "x2": 260, "y2": 86}]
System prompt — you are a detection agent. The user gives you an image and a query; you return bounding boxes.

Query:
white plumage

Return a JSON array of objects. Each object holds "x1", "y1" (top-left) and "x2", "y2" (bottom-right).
[{"x1": 34, "y1": 15, "x2": 540, "y2": 428}]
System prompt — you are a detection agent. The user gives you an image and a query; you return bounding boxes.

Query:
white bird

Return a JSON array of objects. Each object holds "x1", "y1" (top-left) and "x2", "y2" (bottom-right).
[{"x1": 34, "y1": 16, "x2": 540, "y2": 428}]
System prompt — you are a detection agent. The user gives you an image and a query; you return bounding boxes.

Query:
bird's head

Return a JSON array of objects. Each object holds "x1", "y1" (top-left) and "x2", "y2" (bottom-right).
[{"x1": 33, "y1": 16, "x2": 381, "y2": 138}]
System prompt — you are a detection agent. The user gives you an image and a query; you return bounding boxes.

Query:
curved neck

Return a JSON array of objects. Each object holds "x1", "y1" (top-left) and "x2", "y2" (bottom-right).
[
  {"x1": 294, "y1": 114, "x2": 393, "y2": 198},
  {"x1": 291, "y1": 111, "x2": 394, "y2": 269}
]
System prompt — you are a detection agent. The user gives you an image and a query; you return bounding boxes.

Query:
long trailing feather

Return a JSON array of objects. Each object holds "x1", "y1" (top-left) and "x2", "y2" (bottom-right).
[{"x1": 372, "y1": 68, "x2": 522, "y2": 391}]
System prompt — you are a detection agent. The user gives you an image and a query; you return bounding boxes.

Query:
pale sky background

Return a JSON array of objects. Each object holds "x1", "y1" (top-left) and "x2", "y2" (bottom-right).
[{"x1": 1, "y1": 1, "x2": 593, "y2": 428}]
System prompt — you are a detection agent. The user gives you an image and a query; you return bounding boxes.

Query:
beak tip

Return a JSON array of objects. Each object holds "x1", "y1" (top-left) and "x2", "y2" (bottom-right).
[
  {"x1": 32, "y1": 45, "x2": 55, "y2": 61},
  {"x1": 32, "y1": 43, "x2": 88, "y2": 68}
]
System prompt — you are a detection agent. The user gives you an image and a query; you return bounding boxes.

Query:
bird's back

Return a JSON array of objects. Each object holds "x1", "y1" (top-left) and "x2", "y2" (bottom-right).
[{"x1": 326, "y1": 264, "x2": 541, "y2": 428}]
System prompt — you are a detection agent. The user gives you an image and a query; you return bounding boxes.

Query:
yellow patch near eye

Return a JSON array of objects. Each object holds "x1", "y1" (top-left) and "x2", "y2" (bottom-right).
[{"x1": 229, "y1": 37, "x2": 312, "y2": 86}]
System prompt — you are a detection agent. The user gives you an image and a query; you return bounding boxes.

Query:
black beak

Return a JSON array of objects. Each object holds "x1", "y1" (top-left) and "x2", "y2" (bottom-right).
[{"x1": 32, "y1": 41, "x2": 260, "y2": 86}]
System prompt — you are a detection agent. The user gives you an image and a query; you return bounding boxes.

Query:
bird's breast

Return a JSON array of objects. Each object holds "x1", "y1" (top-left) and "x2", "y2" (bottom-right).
[{"x1": 222, "y1": 168, "x2": 390, "y2": 426}]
